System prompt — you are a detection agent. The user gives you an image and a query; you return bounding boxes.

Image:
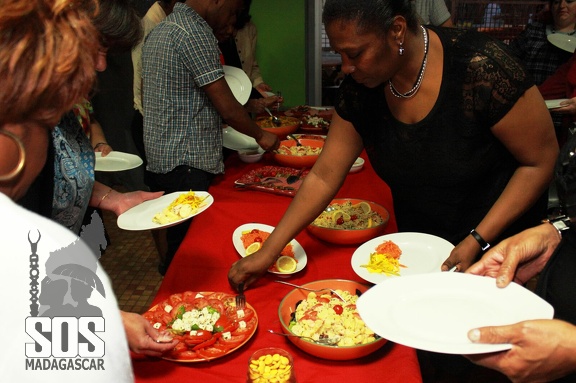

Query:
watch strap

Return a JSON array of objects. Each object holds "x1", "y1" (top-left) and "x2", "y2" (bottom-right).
[{"x1": 470, "y1": 229, "x2": 490, "y2": 251}]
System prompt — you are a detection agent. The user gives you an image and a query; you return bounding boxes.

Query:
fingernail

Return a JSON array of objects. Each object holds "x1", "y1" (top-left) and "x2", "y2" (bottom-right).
[
  {"x1": 496, "y1": 276, "x2": 506, "y2": 287},
  {"x1": 468, "y1": 329, "x2": 480, "y2": 342}
]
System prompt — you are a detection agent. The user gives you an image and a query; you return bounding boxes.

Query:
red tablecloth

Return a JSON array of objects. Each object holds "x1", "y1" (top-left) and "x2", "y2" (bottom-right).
[{"x1": 132, "y1": 151, "x2": 422, "y2": 383}]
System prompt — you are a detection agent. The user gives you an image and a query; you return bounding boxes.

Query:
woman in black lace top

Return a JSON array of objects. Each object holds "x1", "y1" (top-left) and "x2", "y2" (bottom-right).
[{"x1": 228, "y1": 0, "x2": 558, "y2": 286}]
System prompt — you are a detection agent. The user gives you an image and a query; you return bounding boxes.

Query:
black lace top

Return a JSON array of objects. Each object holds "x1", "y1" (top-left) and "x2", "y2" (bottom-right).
[{"x1": 335, "y1": 26, "x2": 545, "y2": 245}]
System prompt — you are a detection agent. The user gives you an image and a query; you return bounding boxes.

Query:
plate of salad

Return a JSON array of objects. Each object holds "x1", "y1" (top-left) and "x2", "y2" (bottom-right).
[{"x1": 142, "y1": 291, "x2": 258, "y2": 362}]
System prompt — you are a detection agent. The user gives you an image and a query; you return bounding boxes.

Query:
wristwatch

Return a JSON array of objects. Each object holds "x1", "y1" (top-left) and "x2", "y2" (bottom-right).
[{"x1": 542, "y1": 215, "x2": 571, "y2": 234}]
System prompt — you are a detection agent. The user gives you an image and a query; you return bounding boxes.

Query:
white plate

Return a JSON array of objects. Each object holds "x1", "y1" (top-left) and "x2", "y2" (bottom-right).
[
  {"x1": 232, "y1": 223, "x2": 307, "y2": 276},
  {"x1": 117, "y1": 191, "x2": 214, "y2": 231},
  {"x1": 223, "y1": 126, "x2": 259, "y2": 151},
  {"x1": 548, "y1": 33, "x2": 576, "y2": 53},
  {"x1": 349, "y1": 157, "x2": 365, "y2": 173},
  {"x1": 94, "y1": 151, "x2": 143, "y2": 172},
  {"x1": 545, "y1": 99, "x2": 569, "y2": 110},
  {"x1": 223, "y1": 65, "x2": 251, "y2": 105},
  {"x1": 357, "y1": 272, "x2": 554, "y2": 354},
  {"x1": 351, "y1": 232, "x2": 453, "y2": 284}
]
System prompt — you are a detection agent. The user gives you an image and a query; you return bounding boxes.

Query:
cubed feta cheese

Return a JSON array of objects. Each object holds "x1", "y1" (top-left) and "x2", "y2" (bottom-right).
[
  {"x1": 236, "y1": 309, "x2": 245, "y2": 318},
  {"x1": 222, "y1": 332, "x2": 232, "y2": 340},
  {"x1": 153, "y1": 322, "x2": 161, "y2": 329},
  {"x1": 164, "y1": 305, "x2": 173, "y2": 313},
  {"x1": 238, "y1": 320, "x2": 246, "y2": 329},
  {"x1": 195, "y1": 293, "x2": 204, "y2": 298}
]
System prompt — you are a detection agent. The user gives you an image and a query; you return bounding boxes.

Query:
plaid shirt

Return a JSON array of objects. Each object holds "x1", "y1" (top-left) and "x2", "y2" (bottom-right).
[
  {"x1": 142, "y1": 3, "x2": 224, "y2": 174},
  {"x1": 508, "y1": 22, "x2": 573, "y2": 85}
]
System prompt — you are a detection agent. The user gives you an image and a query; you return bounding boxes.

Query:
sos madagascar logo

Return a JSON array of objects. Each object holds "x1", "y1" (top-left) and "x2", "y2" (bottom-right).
[{"x1": 25, "y1": 212, "x2": 107, "y2": 371}]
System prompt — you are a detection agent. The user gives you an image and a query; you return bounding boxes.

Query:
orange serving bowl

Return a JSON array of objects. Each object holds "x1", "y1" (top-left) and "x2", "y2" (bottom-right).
[
  {"x1": 307, "y1": 199, "x2": 389, "y2": 245},
  {"x1": 256, "y1": 116, "x2": 301, "y2": 139},
  {"x1": 277, "y1": 279, "x2": 387, "y2": 360},
  {"x1": 273, "y1": 138, "x2": 323, "y2": 168}
]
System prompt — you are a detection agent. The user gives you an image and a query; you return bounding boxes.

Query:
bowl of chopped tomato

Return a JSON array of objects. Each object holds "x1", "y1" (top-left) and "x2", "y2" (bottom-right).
[
  {"x1": 277, "y1": 279, "x2": 387, "y2": 360},
  {"x1": 273, "y1": 138, "x2": 324, "y2": 168},
  {"x1": 307, "y1": 198, "x2": 389, "y2": 245}
]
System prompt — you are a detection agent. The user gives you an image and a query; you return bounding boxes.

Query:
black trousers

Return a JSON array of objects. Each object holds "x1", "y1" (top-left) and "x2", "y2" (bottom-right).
[{"x1": 146, "y1": 165, "x2": 215, "y2": 275}]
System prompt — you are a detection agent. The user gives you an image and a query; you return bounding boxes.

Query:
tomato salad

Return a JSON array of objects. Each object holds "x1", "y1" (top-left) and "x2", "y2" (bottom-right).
[{"x1": 143, "y1": 291, "x2": 257, "y2": 361}]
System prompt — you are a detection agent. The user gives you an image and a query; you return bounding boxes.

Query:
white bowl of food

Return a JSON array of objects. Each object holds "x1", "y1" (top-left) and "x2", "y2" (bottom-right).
[{"x1": 238, "y1": 148, "x2": 264, "y2": 163}]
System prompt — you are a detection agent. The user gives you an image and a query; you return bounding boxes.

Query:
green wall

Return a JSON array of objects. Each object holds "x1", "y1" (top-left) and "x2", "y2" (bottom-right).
[{"x1": 250, "y1": 0, "x2": 306, "y2": 108}]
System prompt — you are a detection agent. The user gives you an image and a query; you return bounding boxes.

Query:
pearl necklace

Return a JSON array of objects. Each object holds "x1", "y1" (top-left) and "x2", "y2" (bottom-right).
[{"x1": 389, "y1": 26, "x2": 429, "y2": 99}]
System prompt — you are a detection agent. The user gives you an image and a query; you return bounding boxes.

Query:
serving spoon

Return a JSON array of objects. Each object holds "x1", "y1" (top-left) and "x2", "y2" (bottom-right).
[
  {"x1": 267, "y1": 330, "x2": 340, "y2": 346},
  {"x1": 286, "y1": 168, "x2": 305, "y2": 184},
  {"x1": 264, "y1": 107, "x2": 282, "y2": 126}
]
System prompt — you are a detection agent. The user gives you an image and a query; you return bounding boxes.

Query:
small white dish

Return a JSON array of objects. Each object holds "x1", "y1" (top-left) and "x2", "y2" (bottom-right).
[
  {"x1": 223, "y1": 65, "x2": 251, "y2": 105},
  {"x1": 238, "y1": 148, "x2": 264, "y2": 163},
  {"x1": 117, "y1": 191, "x2": 213, "y2": 231},
  {"x1": 349, "y1": 157, "x2": 365, "y2": 173},
  {"x1": 357, "y1": 272, "x2": 554, "y2": 354},
  {"x1": 351, "y1": 232, "x2": 453, "y2": 284},
  {"x1": 547, "y1": 33, "x2": 576, "y2": 53},
  {"x1": 94, "y1": 151, "x2": 143, "y2": 172},
  {"x1": 232, "y1": 223, "x2": 307, "y2": 276},
  {"x1": 545, "y1": 99, "x2": 569, "y2": 110},
  {"x1": 223, "y1": 125, "x2": 259, "y2": 151}
]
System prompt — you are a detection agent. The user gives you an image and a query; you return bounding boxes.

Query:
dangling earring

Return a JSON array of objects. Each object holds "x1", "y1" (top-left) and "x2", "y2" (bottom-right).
[
  {"x1": 0, "y1": 130, "x2": 26, "y2": 182},
  {"x1": 398, "y1": 42, "x2": 405, "y2": 56}
]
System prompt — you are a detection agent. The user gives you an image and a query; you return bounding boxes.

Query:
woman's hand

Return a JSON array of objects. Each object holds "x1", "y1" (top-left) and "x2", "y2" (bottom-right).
[
  {"x1": 466, "y1": 319, "x2": 576, "y2": 383},
  {"x1": 120, "y1": 311, "x2": 178, "y2": 357},
  {"x1": 92, "y1": 183, "x2": 165, "y2": 216},
  {"x1": 466, "y1": 223, "x2": 560, "y2": 287},
  {"x1": 441, "y1": 234, "x2": 481, "y2": 272},
  {"x1": 228, "y1": 247, "x2": 277, "y2": 291},
  {"x1": 93, "y1": 142, "x2": 112, "y2": 157},
  {"x1": 112, "y1": 190, "x2": 165, "y2": 215}
]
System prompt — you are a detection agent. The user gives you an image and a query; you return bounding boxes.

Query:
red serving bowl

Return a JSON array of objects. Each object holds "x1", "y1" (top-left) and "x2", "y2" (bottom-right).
[
  {"x1": 307, "y1": 199, "x2": 389, "y2": 245},
  {"x1": 256, "y1": 116, "x2": 301, "y2": 139},
  {"x1": 277, "y1": 279, "x2": 387, "y2": 360},
  {"x1": 273, "y1": 138, "x2": 323, "y2": 168}
]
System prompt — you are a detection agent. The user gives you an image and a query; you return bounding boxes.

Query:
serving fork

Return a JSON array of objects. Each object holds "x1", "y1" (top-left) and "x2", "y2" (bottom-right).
[
  {"x1": 235, "y1": 282, "x2": 246, "y2": 310},
  {"x1": 267, "y1": 329, "x2": 340, "y2": 346},
  {"x1": 274, "y1": 280, "x2": 346, "y2": 302}
]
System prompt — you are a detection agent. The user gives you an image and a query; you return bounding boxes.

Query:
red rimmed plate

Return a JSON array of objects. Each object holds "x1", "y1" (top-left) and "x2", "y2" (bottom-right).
[
  {"x1": 143, "y1": 291, "x2": 258, "y2": 362},
  {"x1": 234, "y1": 166, "x2": 311, "y2": 197}
]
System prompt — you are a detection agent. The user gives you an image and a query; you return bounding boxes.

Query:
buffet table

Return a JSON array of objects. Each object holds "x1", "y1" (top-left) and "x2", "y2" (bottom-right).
[{"x1": 131, "y1": 150, "x2": 422, "y2": 382}]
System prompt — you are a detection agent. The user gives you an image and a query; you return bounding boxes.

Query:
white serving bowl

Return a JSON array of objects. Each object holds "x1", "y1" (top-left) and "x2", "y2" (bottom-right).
[{"x1": 238, "y1": 148, "x2": 264, "y2": 163}]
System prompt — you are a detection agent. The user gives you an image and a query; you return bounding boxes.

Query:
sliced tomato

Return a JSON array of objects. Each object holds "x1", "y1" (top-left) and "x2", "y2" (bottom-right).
[
  {"x1": 214, "y1": 316, "x2": 232, "y2": 332},
  {"x1": 206, "y1": 292, "x2": 231, "y2": 300},
  {"x1": 176, "y1": 350, "x2": 200, "y2": 361},
  {"x1": 168, "y1": 293, "x2": 183, "y2": 306},
  {"x1": 183, "y1": 331, "x2": 212, "y2": 345},
  {"x1": 191, "y1": 297, "x2": 210, "y2": 310},
  {"x1": 170, "y1": 304, "x2": 186, "y2": 318},
  {"x1": 219, "y1": 334, "x2": 247, "y2": 349},
  {"x1": 196, "y1": 346, "x2": 227, "y2": 359},
  {"x1": 233, "y1": 317, "x2": 257, "y2": 335},
  {"x1": 182, "y1": 291, "x2": 197, "y2": 303},
  {"x1": 208, "y1": 299, "x2": 225, "y2": 314},
  {"x1": 316, "y1": 297, "x2": 330, "y2": 303},
  {"x1": 192, "y1": 336, "x2": 218, "y2": 351},
  {"x1": 229, "y1": 307, "x2": 255, "y2": 322}
]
